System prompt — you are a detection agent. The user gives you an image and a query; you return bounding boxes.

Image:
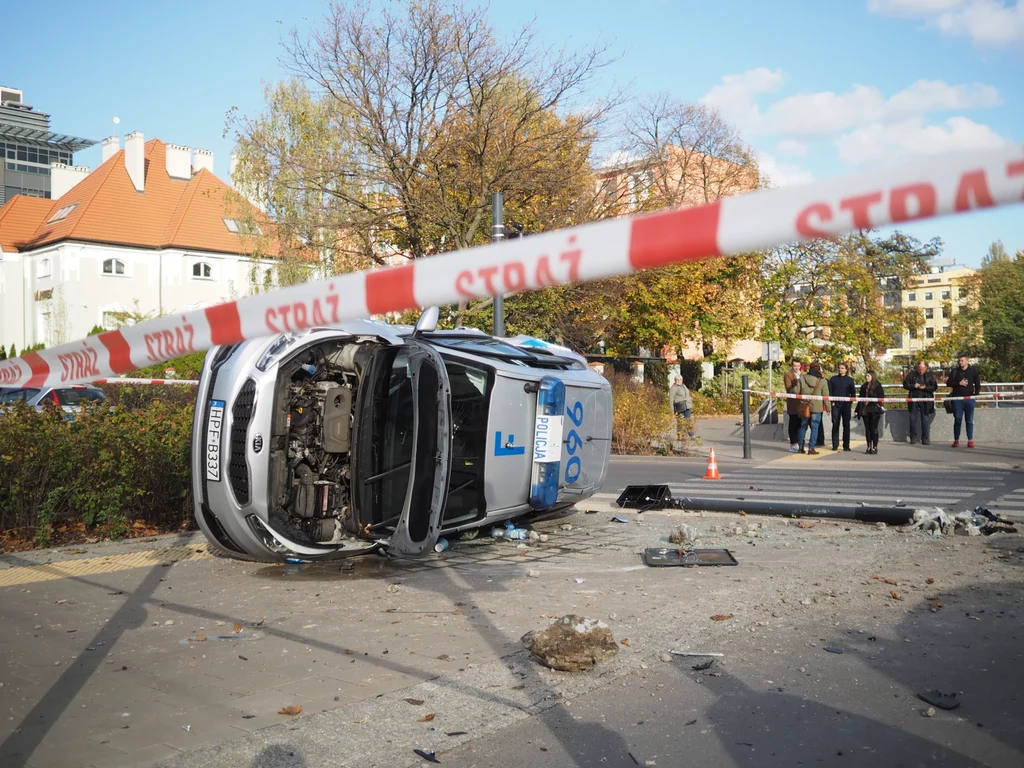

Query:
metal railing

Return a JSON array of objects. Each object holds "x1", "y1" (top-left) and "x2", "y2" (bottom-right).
[{"x1": 881, "y1": 382, "x2": 1024, "y2": 407}]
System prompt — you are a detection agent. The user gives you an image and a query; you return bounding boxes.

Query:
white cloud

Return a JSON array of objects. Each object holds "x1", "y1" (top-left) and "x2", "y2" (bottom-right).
[
  {"x1": 835, "y1": 116, "x2": 1007, "y2": 165},
  {"x1": 702, "y1": 71, "x2": 1002, "y2": 139},
  {"x1": 757, "y1": 151, "x2": 815, "y2": 188},
  {"x1": 868, "y1": 0, "x2": 1024, "y2": 46},
  {"x1": 701, "y1": 67, "x2": 784, "y2": 128},
  {"x1": 868, "y1": 0, "x2": 964, "y2": 14},
  {"x1": 776, "y1": 139, "x2": 808, "y2": 157},
  {"x1": 932, "y1": 0, "x2": 1024, "y2": 45}
]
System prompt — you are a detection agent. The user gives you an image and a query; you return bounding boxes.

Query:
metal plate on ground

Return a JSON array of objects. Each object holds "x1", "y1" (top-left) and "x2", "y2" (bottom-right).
[{"x1": 643, "y1": 548, "x2": 738, "y2": 567}]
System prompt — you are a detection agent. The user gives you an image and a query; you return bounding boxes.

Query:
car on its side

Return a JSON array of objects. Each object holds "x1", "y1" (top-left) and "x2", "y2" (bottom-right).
[
  {"x1": 191, "y1": 309, "x2": 612, "y2": 562},
  {"x1": 0, "y1": 385, "x2": 108, "y2": 419}
]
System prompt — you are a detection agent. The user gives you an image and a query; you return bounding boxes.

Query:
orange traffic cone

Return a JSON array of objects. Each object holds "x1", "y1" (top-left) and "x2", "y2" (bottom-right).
[{"x1": 703, "y1": 446, "x2": 722, "y2": 480}]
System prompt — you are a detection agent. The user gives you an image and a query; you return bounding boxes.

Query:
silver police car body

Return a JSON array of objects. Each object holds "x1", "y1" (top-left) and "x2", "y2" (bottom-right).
[{"x1": 191, "y1": 311, "x2": 612, "y2": 561}]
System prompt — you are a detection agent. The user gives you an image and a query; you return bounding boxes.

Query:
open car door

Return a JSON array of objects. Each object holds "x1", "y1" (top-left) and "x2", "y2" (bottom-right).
[{"x1": 353, "y1": 339, "x2": 451, "y2": 557}]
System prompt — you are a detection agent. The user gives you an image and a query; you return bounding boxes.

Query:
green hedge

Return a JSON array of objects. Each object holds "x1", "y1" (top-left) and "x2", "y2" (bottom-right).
[{"x1": 0, "y1": 401, "x2": 194, "y2": 546}]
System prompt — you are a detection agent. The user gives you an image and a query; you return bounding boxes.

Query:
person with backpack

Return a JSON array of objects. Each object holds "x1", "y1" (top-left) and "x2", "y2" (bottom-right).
[
  {"x1": 947, "y1": 354, "x2": 981, "y2": 448},
  {"x1": 796, "y1": 362, "x2": 829, "y2": 455}
]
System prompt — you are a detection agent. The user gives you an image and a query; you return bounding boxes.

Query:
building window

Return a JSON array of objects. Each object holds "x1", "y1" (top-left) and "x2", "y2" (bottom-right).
[
  {"x1": 223, "y1": 218, "x2": 262, "y2": 235},
  {"x1": 907, "y1": 293, "x2": 916, "y2": 301},
  {"x1": 924, "y1": 292, "x2": 933, "y2": 301},
  {"x1": 941, "y1": 290, "x2": 950, "y2": 300},
  {"x1": 47, "y1": 203, "x2": 78, "y2": 223},
  {"x1": 192, "y1": 262, "x2": 213, "y2": 279},
  {"x1": 909, "y1": 328, "x2": 917, "y2": 339},
  {"x1": 924, "y1": 307, "x2": 934, "y2": 319},
  {"x1": 39, "y1": 258, "x2": 51, "y2": 278},
  {"x1": 925, "y1": 327, "x2": 934, "y2": 339},
  {"x1": 942, "y1": 306, "x2": 949, "y2": 319},
  {"x1": 102, "y1": 258, "x2": 125, "y2": 275},
  {"x1": 959, "y1": 287, "x2": 968, "y2": 299}
]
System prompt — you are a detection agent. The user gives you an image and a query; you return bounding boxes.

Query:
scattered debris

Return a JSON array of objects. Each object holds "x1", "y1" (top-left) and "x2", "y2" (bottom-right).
[
  {"x1": 522, "y1": 615, "x2": 619, "y2": 672},
  {"x1": 232, "y1": 623, "x2": 243, "y2": 633},
  {"x1": 182, "y1": 725, "x2": 190, "y2": 732},
  {"x1": 574, "y1": 578, "x2": 586, "y2": 584},
  {"x1": 692, "y1": 659, "x2": 715, "y2": 671},
  {"x1": 446, "y1": 731, "x2": 468, "y2": 737},
  {"x1": 643, "y1": 548, "x2": 738, "y2": 567},
  {"x1": 621, "y1": 638, "x2": 631, "y2": 647},
  {"x1": 824, "y1": 647, "x2": 844, "y2": 654},
  {"x1": 659, "y1": 653, "x2": 673, "y2": 663},
  {"x1": 710, "y1": 614, "x2": 734, "y2": 622},
  {"x1": 924, "y1": 707, "x2": 937, "y2": 718},
  {"x1": 611, "y1": 516, "x2": 630, "y2": 524},
  {"x1": 419, "y1": 713, "x2": 436, "y2": 722},
  {"x1": 387, "y1": 584, "x2": 401, "y2": 594},
  {"x1": 670, "y1": 651, "x2": 724, "y2": 658},
  {"x1": 414, "y1": 749, "x2": 440, "y2": 763},
  {"x1": 527, "y1": 570, "x2": 541, "y2": 578},
  {"x1": 917, "y1": 690, "x2": 960, "y2": 710},
  {"x1": 403, "y1": 698, "x2": 425, "y2": 706},
  {"x1": 890, "y1": 590, "x2": 903, "y2": 601},
  {"x1": 278, "y1": 705, "x2": 303, "y2": 716}
]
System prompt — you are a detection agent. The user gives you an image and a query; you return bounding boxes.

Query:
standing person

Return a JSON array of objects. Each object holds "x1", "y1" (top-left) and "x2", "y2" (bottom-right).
[
  {"x1": 783, "y1": 359, "x2": 803, "y2": 453},
  {"x1": 668, "y1": 376, "x2": 694, "y2": 440},
  {"x1": 947, "y1": 354, "x2": 981, "y2": 448},
  {"x1": 856, "y1": 371, "x2": 885, "y2": 454},
  {"x1": 828, "y1": 362, "x2": 856, "y2": 451},
  {"x1": 797, "y1": 361, "x2": 829, "y2": 455},
  {"x1": 903, "y1": 361, "x2": 938, "y2": 444}
]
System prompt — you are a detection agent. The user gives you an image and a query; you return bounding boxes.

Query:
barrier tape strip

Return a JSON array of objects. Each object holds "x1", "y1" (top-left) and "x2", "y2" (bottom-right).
[
  {"x1": 92, "y1": 378, "x2": 200, "y2": 386},
  {"x1": 746, "y1": 388, "x2": 1024, "y2": 404},
  {"x1": 1, "y1": 146, "x2": 1022, "y2": 390}
]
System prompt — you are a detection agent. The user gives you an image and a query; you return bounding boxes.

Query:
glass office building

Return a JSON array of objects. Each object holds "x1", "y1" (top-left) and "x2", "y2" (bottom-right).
[{"x1": 0, "y1": 85, "x2": 95, "y2": 205}]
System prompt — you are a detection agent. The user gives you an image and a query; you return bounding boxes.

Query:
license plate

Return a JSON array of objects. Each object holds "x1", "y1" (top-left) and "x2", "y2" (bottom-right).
[
  {"x1": 532, "y1": 414, "x2": 563, "y2": 463},
  {"x1": 206, "y1": 399, "x2": 225, "y2": 481}
]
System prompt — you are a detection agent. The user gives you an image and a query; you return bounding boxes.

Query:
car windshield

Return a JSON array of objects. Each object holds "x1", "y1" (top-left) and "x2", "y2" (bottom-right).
[
  {"x1": 51, "y1": 388, "x2": 107, "y2": 406},
  {"x1": 0, "y1": 388, "x2": 39, "y2": 404},
  {"x1": 424, "y1": 334, "x2": 577, "y2": 369},
  {"x1": 372, "y1": 349, "x2": 416, "y2": 523},
  {"x1": 441, "y1": 356, "x2": 492, "y2": 525}
]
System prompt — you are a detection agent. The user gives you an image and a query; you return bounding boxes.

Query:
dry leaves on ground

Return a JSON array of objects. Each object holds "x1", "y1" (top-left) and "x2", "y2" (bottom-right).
[
  {"x1": 890, "y1": 590, "x2": 903, "y2": 601},
  {"x1": 232, "y1": 623, "x2": 243, "y2": 633},
  {"x1": 710, "y1": 614, "x2": 734, "y2": 621},
  {"x1": 278, "y1": 705, "x2": 303, "y2": 716},
  {"x1": 419, "y1": 713, "x2": 436, "y2": 722},
  {"x1": 621, "y1": 638, "x2": 631, "y2": 646},
  {"x1": 404, "y1": 698, "x2": 425, "y2": 706}
]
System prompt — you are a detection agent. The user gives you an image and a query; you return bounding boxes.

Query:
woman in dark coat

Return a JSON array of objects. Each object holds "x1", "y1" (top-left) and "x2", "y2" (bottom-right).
[{"x1": 855, "y1": 370, "x2": 885, "y2": 454}]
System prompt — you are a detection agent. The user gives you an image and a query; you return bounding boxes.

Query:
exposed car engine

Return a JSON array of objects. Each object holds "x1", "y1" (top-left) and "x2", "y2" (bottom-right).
[{"x1": 269, "y1": 342, "x2": 371, "y2": 545}]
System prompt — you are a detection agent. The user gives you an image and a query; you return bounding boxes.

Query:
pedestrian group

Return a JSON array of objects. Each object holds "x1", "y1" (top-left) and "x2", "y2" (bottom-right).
[{"x1": 784, "y1": 355, "x2": 982, "y2": 455}]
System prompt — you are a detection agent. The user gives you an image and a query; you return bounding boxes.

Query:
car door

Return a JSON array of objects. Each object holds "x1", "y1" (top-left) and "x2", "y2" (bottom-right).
[{"x1": 373, "y1": 339, "x2": 452, "y2": 557}]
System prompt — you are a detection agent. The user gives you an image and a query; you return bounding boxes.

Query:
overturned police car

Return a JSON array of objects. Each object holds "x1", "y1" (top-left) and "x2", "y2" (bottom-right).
[{"x1": 191, "y1": 309, "x2": 612, "y2": 562}]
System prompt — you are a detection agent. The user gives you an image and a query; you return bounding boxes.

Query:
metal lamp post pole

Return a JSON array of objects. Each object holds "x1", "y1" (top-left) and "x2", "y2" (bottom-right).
[{"x1": 491, "y1": 192, "x2": 505, "y2": 337}]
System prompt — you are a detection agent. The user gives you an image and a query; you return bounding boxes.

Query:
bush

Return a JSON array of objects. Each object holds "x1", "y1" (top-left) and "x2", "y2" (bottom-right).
[
  {"x1": 0, "y1": 401, "x2": 194, "y2": 546},
  {"x1": 607, "y1": 373, "x2": 675, "y2": 455},
  {"x1": 692, "y1": 389, "x2": 744, "y2": 416}
]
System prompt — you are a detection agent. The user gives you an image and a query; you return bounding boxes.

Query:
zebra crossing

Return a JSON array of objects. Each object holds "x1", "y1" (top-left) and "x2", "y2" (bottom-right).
[
  {"x1": 591, "y1": 466, "x2": 1012, "y2": 515},
  {"x1": 989, "y1": 487, "x2": 1024, "y2": 521}
]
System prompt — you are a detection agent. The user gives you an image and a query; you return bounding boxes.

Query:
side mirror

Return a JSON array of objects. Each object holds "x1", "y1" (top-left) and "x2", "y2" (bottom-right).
[{"x1": 414, "y1": 306, "x2": 439, "y2": 335}]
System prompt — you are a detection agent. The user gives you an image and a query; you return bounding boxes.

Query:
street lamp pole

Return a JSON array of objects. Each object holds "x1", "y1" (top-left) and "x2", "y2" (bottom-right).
[{"x1": 491, "y1": 191, "x2": 505, "y2": 337}]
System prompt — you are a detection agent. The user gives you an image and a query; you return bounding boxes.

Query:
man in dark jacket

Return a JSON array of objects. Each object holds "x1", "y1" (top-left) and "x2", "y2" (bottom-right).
[
  {"x1": 947, "y1": 354, "x2": 981, "y2": 448},
  {"x1": 828, "y1": 362, "x2": 856, "y2": 451},
  {"x1": 903, "y1": 361, "x2": 937, "y2": 444}
]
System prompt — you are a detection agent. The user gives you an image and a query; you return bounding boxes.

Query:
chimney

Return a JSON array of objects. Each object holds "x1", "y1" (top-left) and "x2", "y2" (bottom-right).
[
  {"x1": 165, "y1": 143, "x2": 191, "y2": 180},
  {"x1": 50, "y1": 163, "x2": 91, "y2": 199},
  {"x1": 229, "y1": 152, "x2": 238, "y2": 185},
  {"x1": 124, "y1": 131, "x2": 145, "y2": 193},
  {"x1": 192, "y1": 148, "x2": 214, "y2": 175},
  {"x1": 101, "y1": 135, "x2": 120, "y2": 163}
]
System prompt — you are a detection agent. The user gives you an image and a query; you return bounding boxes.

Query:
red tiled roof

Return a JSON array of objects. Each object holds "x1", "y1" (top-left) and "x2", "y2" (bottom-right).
[
  {"x1": 0, "y1": 196, "x2": 52, "y2": 251},
  {"x1": 0, "y1": 138, "x2": 277, "y2": 255}
]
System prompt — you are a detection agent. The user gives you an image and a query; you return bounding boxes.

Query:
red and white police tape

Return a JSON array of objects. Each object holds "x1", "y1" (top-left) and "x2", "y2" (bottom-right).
[
  {"x1": 2, "y1": 145, "x2": 1022, "y2": 390},
  {"x1": 92, "y1": 378, "x2": 200, "y2": 386},
  {"x1": 746, "y1": 389, "x2": 1024, "y2": 404}
]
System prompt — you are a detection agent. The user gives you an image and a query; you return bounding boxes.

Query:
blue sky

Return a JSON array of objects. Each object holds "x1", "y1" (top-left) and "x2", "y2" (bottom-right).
[{"x1": 4, "y1": 0, "x2": 1021, "y2": 266}]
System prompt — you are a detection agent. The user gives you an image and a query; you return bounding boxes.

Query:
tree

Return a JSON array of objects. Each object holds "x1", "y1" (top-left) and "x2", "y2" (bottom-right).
[
  {"x1": 229, "y1": 0, "x2": 616, "y2": 291},
  {"x1": 761, "y1": 231, "x2": 937, "y2": 368},
  {"x1": 0, "y1": 345, "x2": 6, "y2": 361},
  {"x1": 974, "y1": 247, "x2": 1024, "y2": 378}
]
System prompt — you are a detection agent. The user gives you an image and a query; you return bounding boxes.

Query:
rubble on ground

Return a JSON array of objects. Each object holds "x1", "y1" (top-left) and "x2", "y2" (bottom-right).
[{"x1": 521, "y1": 614, "x2": 619, "y2": 672}]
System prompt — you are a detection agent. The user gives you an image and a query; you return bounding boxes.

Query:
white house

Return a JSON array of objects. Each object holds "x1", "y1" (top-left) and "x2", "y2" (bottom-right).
[{"x1": 0, "y1": 132, "x2": 276, "y2": 352}]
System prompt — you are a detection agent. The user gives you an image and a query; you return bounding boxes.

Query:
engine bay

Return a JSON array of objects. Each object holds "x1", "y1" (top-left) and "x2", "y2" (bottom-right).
[{"x1": 268, "y1": 341, "x2": 371, "y2": 546}]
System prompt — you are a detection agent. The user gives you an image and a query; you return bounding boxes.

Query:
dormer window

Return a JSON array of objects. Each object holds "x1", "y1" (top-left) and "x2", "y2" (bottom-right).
[
  {"x1": 192, "y1": 261, "x2": 213, "y2": 279},
  {"x1": 102, "y1": 258, "x2": 125, "y2": 275},
  {"x1": 47, "y1": 203, "x2": 78, "y2": 223},
  {"x1": 223, "y1": 218, "x2": 262, "y2": 235}
]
